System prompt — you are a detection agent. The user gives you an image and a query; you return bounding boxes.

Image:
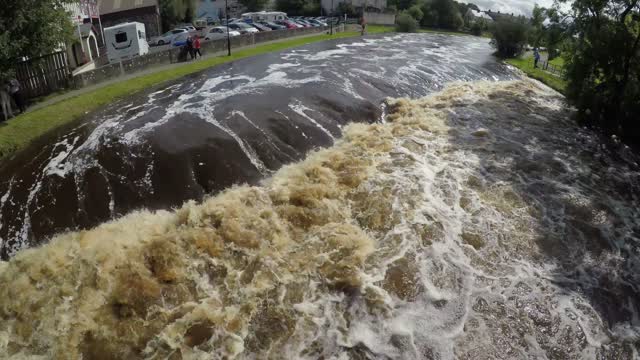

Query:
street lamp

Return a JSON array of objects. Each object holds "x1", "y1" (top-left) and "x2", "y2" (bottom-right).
[{"x1": 225, "y1": 0, "x2": 231, "y2": 56}]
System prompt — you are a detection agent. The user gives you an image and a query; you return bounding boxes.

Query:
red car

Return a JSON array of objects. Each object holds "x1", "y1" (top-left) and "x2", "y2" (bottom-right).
[{"x1": 276, "y1": 20, "x2": 300, "y2": 29}]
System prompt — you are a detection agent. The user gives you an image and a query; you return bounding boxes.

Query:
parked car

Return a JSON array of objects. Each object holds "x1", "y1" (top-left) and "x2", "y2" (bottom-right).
[
  {"x1": 276, "y1": 20, "x2": 301, "y2": 29},
  {"x1": 150, "y1": 28, "x2": 187, "y2": 46},
  {"x1": 203, "y1": 26, "x2": 241, "y2": 41},
  {"x1": 228, "y1": 22, "x2": 260, "y2": 34},
  {"x1": 172, "y1": 33, "x2": 190, "y2": 47},
  {"x1": 259, "y1": 21, "x2": 287, "y2": 30},
  {"x1": 249, "y1": 22, "x2": 272, "y2": 31},
  {"x1": 292, "y1": 20, "x2": 311, "y2": 28},
  {"x1": 307, "y1": 19, "x2": 326, "y2": 27}
]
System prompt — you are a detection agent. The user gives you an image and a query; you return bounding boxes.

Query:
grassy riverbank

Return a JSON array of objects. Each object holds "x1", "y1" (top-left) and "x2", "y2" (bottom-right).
[
  {"x1": 506, "y1": 56, "x2": 567, "y2": 94},
  {"x1": 0, "y1": 27, "x2": 393, "y2": 162}
]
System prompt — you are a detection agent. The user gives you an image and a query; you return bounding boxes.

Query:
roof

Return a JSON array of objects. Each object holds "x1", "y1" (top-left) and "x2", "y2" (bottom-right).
[
  {"x1": 100, "y1": 0, "x2": 158, "y2": 15},
  {"x1": 103, "y1": 21, "x2": 145, "y2": 30},
  {"x1": 471, "y1": 10, "x2": 493, "y2": 21}
]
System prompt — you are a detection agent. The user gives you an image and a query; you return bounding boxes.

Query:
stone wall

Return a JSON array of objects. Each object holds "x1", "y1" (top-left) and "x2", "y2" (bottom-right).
[{"x1": 72, "y1": 27, "x2": 333, "y2": 89}]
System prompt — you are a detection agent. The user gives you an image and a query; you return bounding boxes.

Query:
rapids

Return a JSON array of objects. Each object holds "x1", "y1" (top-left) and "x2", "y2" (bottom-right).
[
  {"x1": 1, "y1": 79, "x2": 639, "y2": 359},
  {"x1": 0, "y1": 33, "x2": 516, "y2": 258}
]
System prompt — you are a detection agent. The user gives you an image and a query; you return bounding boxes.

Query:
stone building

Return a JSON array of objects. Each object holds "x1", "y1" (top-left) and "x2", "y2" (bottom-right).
[{"x1": 99, "y1": 0, "x2": 162, "y2": 38}]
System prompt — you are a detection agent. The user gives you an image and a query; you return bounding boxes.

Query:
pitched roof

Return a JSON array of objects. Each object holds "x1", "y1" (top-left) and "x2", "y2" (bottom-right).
[{"x1": 99, "y1": 0, "x2": 158, "y2": 15}]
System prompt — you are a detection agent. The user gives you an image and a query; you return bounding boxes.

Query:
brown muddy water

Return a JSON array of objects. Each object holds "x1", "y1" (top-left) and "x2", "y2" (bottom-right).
[{"x1": 1, "y1": 34, "x2": 640, "y2": 359}]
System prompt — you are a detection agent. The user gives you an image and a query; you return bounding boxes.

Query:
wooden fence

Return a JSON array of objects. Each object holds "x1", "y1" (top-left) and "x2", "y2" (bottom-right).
[{"x1": 15, "y1": 51, "x2": 71, "y2": 99}]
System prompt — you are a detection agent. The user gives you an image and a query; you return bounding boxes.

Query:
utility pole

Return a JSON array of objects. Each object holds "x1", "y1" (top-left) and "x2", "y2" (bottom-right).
[
  {"x1": 225, "y1": 0, "x2": 231, "y2": 56},
  {"x1": 330, "y1": 0, "x2": 334, "y2": 34}
]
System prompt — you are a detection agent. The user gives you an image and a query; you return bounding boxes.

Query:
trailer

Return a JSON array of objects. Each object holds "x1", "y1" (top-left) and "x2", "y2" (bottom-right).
[
  {"x1": 104, "y1": 22, "x2": 149, "y2": 64},
  {"x1": 241, "y1": 11, "x2": 287, "y2": 23}
]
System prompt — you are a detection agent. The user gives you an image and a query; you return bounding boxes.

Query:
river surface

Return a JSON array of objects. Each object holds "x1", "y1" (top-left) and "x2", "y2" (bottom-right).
[
  {"x1": 1, "y1": 33, "x2": 639, "y2": 359},
  {"x1": 0, "y1": 33, "x2": 512, "y2": 258}
]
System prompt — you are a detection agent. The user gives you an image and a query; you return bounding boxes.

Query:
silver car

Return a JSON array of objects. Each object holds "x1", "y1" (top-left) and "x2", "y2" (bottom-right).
[
  {"x1": 227, "y1": 22, "x2": 260, "y2": 34},
  {"x1": 150, "y1": 28, "x2": 188, "y2": 46},
  {"x1": 204, "y1": 26, "x2": 241, "y2": 41}
]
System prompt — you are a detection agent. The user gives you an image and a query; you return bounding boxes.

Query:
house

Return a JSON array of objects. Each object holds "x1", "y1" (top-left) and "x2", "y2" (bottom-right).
[
  {"x1": 465, "y1": 9, "x2": 493, "y2": 25},
  {"x1": 64, "y1": 1, "x2": 102, "y2": 71},
  {"x1": 99, "y1": 0, "x2": 162, "y2": 38}
]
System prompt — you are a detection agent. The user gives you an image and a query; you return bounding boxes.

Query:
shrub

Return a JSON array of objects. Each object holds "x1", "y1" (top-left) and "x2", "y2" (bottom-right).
[
  {"x1": 407, "y1": 5, "x2": 424, "y2": 22},
  {"x1": 470, "y1": 21, "x2": 483, "y2": 36},
  {"x1": 490, "y1": 18, "x2": 529, "y2": 58},
  {"x1": 396, "y1": 12, "x2": 419, "y2": 32}
]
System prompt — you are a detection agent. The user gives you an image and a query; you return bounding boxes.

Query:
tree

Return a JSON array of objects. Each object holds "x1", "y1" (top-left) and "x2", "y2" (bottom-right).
[
  {"x1": 239, "y1": 0, "x2": 269, "y2": 12},
  {"x1": 530, "y1": 4, "x2": 547, "y2": 47},
  {"x1": 159, "y1": 0, "x2": 197, "y2": 30},
  {"x1": 432, "y1": 0, "x2": 463, "y2": 29},
  {"x1": 408, "y1": 5, "x2": 424, "y2": 22},
  {"x1": 420, "y1": 1, "x2": 440, "y2": 27},
  {"x1": 0, "y1": 0, "x2": 74, "y2": 80},
  {"x1": 490, "y1": 17, "x2": 529, "y2": 57},
  {"x1": 396, "y1": 11, "x2": 419, "y2": 32},
  {"x1": 562, "y1": 0, "x2": 640, "y2": 142}
]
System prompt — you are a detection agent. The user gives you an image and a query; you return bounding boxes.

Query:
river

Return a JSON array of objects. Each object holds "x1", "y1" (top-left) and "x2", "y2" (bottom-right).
[{"x1": 0, "y1": 33, "x2": 638, "y2": 359}]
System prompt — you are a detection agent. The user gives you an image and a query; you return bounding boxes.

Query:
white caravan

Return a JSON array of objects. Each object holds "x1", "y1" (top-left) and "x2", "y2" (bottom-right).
[
  {"x1": 104, "y1": 22, "x2": 149, "y2": 63},
  {"x1": 241, "y1": 11, "x2": 287, "y2": 23}
]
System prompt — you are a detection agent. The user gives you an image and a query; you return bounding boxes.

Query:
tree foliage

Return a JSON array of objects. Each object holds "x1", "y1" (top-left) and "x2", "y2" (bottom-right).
[
  {"x1": 0, "y1": 0, "x2": 74, "y2": 80},
  {"x1": 420, "y1": 0, "x2": 463, "y2": 29},
  {"x1": 239, "y1": 0, "x2": 270, "y2": 12},
  {"x1": 396, "y1": 11, "x2": 419, "y2": 32},
  {"x1": 277, "y1": 0, "x2": 322, "y2": 16},
  {"x1": 408, "y1": 5, "x2": 424, "y2": 22},
  {"x1": 562, "y1": 0, "x2": 640, "y2": 141},
  {"x1": 159, "y1": 0, "x2": 197, "y2": 30},
  {"x1": 490, "y1": 17, "x2": 529, "y2": 57}
]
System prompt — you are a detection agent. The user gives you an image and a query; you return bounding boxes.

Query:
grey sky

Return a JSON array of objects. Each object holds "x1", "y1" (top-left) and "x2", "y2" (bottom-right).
[{"x1": 471, "y1": 0, "x2": 556, "y2": 16}]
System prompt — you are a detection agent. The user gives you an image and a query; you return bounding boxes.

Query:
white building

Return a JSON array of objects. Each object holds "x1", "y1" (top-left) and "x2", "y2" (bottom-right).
[{"x1": 64, "y1": 0, "x2": 102, "y2": 71}]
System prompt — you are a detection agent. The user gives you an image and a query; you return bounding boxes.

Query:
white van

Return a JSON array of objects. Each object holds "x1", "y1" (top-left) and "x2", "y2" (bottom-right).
[
  {"x1": 104, "y1": 22, "x2": 149, "y2": 63},
  {"x1": 241, "y1": 11, "x2": 287, "y2": 23}
]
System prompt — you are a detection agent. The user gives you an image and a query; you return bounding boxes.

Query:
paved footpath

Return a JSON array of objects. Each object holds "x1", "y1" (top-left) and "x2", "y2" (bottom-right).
[{"x1": 26, "y1": 31, "x2": 337, "y2": 114}]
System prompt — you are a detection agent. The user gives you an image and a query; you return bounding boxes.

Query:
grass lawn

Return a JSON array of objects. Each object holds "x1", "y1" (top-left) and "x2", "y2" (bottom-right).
[
  {"x1": 0, "y1": 28, "x2": 394, "y2": 162},
  {"x1": 506, "y1": 56, "x2": 567, "y2": 94}
]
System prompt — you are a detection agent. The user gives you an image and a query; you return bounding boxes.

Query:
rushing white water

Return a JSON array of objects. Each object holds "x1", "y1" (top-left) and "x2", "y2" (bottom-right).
[{"x1": 1, "y1": 80, "x2": 638, "y2": 359}]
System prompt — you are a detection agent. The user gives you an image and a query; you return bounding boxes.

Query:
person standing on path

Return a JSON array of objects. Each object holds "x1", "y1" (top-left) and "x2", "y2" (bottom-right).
[
  {"x1": 186, "y1": 36, "x2": 194, "y2": 60},
  {"x1": 193, "y1": 36, "x2": 202, "y2": 59},
  {"x1": 533, "y1": 48, "x2": 541, "y2": 69},
  {"x1": 8, "y1": 78, "x2": 26, "y2": 113},
  {"x1": 360, "y1": 17, "x2": 367, "y2": 36}
]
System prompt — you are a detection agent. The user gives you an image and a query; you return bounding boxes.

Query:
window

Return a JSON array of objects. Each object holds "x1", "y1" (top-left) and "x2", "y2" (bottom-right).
[
  {"x1": 138, "y1": 30, "x2": 145, "y2": 39},
  {"x1": 115, "y1": 32, "x2": 128, "y2": 43}
]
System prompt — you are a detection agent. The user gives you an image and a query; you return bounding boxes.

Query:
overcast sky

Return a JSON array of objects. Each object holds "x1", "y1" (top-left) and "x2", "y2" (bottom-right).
[{"x1": 472, "y1": 0, "x2": 558, "y2": 16}]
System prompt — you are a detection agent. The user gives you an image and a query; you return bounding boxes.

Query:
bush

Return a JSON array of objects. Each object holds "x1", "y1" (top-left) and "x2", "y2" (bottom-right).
[
  {"x1": 396, "y1": 12, "x2": 419, "y2": 32},
  {"x1": 490, "y1": 18, "x2": 529, "y2": 57},
  {"x1": 407, "y1": 5, "x2": 424, "y2": 22},
  {"x1": 470, "y1": 21, "x2": 483, "y2": 36}
]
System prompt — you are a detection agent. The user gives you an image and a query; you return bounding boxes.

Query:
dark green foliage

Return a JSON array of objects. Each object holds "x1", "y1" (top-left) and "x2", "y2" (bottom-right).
[
  {"x1": 159, "y1": 0, "x2": 197, "y2": 31},
  {"x1": 470, "y1": 20, "x2": 483, "y2": 35},
  {"x1": 396, "y1": 11, "x2": 419, "y2": 32},
  {"x1": 0, "y1": 0, "x2": 74, "y2": 80},
  {"x1": 408, "y1": 5, "x2": 424, "y2": 22},
  {"x1": 421, "y1": 0, "x2": 463, "y2": 30},
  {"x1": 490, "y1": 17, "x2": 529, "y2": 57},
  {"x1": 420, "y1": 2, "x2": 439, "y2": 27},
  {"x1": 239, "y1": 0, "x2": 269, "y2": 11},
  {"x1": 562, "y1": 0, "x2": 640, "y2": 141}
]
